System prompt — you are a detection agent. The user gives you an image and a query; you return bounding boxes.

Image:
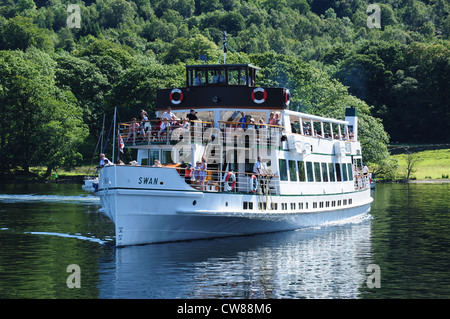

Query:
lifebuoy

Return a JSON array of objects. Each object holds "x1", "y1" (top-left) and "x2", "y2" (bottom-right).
[
  {"x1": 250, "y1": 175, "x2": 258, "y2": 193},
  {"x1": 284, "y1": 89, "x2": 290, "y2": 106},
  {"x1": 169, "y1": 88, "x2": 183, "y2": 105},
  {"x1": 251, "y1": 87, "x2": 267, "y2": 104},
  {"x1": 224, "y1": 172, "x2": 236, "y2": 191}
]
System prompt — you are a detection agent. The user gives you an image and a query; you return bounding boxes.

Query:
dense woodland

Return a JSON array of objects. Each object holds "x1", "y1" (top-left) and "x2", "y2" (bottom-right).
[{"x1": 0, "y1": 0, "x2": 448, "y2": 175}]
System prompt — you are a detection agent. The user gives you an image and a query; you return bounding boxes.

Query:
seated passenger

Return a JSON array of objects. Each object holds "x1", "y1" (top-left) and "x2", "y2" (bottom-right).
[
  {"x1": 98, "y1": 153, "x2": 113, "y2": 168},
  {"x1": 126, "y1": 118, "x2": 140, "y2": 144},
  {"x1": 194, "y1": 73, "x2": 204, "y2": 86},
  {"x1": 212, "y1": 71, "x2": 225, "y2": 83},
  {"x1": 158, "y1": 117, "x2": 170, "y2": 140},
  {"x1": 153, "y1": 159, "x2": 162, "y2": 167}
]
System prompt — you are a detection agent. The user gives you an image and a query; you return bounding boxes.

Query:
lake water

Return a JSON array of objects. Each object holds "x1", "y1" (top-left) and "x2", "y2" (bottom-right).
[{"x1": 0, "y1": 182, "x2": 449, "y2": 299}]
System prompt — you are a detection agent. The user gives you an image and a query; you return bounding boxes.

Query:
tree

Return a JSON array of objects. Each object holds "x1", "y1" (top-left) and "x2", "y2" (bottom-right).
[
  {"x1": 0, "y1": 49, "x2": 87, "y2": 173},
  {"x1": 404, "y1": 152, "x2": 421, "y2": 181},
  {"x1": 0, "y1": 16, "x2": 53, "y2": 52}
]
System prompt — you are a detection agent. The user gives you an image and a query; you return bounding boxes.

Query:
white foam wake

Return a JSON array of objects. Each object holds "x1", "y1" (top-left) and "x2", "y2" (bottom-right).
[
  {"x1": 0, "y1": 194, "x2": 100, "y2": 204},
  {"x1": 25, "y1": 231, "x2": 111, "y2": 245}
]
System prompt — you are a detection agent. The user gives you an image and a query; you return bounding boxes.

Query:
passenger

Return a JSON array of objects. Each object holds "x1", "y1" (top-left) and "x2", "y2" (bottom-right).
[
  {"x1": 187, "y1": 109, "x2": 199, "y2": 122},
  {"x1": 153, "y1": 159, "x2": 162, "y2": 167},
  {"x1": 213, "y1": 70, "x2": 225, "y2": 83},
  {"x1": 161, "y1": 107, "x2": 175, "y2": 121},
  {"x1": 239, "y1": 111, "x2": 247, "y2": 129},
  {"x1": 274, "y1": 113, "x2": 281, "y2": 126},
  {"x1": 291, "y1": 123, "x2": 297, "y2": 133},
  {"x1": 184, "y1": 163, "x2": 192, "y2": 184},
  {"x1": 126, "y1": 118, "x2": 140, "y2": 144},
  {"x1": 139, "y1": 110, "x2": 151, "y2": 139},
  {"x1": 181, "y1": 118, "x2": 190, "y2": 129},
  {"x1": 194, "y1": 73, "x2": 204, "y2": 86},
  {"x1": 198, "y1": 157, "x2": 207, "y2": 190},
  {"x1": 193, "y1": 161, "x2": 201, "y2": 181},
  {"x1": 158, "y1": 117, "x2": 170, "y2": 141},
  {"x1": 253, "y1": 156, "x2": 267, "y2": 175},
  {"x1": 362, "y1": 163, "x2": 369, "y2": 176},
  {"x1": 267, "y1": 112, "x2": 276, "y2": 125},
  {"x1": 98, "y1": 153, "x2": 112, "y2": 168}
]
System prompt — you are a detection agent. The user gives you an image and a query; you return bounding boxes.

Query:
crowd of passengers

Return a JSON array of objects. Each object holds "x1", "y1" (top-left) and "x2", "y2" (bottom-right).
[{"x1": 125, "y1": 107, "x2": 352, "y2": 144}]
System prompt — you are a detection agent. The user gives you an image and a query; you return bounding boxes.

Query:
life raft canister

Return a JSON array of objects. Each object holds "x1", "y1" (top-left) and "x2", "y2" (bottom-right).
[
  {"x1": 284, "y1": 89, "x2": 291, "y2": 106},
  {"x1": 250, "y1": 175, "x2": 258, "y2": 193},
  {"x1": 169, "y1": 88, "x2": 183, "y2": 105},
  {"x1": 224, "y1": 172, "x2": 236, "y2": 191},
  {"x1": 251, "y1": 87, "x2": 267, "y2": 104}
]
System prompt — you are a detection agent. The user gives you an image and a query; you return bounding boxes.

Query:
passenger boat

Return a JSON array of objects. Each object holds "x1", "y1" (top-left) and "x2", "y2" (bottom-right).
[{"x1": 97, "y1": 56, "x2": 372, "y2": 246}]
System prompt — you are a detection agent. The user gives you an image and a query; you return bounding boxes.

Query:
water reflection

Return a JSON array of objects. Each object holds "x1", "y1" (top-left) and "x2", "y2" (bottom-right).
[{"x1": 99, "y1": 214, "x2": 373, "y2": 299}]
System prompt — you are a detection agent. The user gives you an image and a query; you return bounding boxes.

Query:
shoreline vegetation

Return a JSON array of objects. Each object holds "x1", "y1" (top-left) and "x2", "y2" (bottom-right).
[{"x1": 2, "y1": 148, "x2": 449, "y2": 185}]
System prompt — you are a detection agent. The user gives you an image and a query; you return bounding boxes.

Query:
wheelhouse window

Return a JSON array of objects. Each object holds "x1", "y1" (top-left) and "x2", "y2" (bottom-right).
[
  {"x1": 186, "y1": 64, "x2": 259, "y2": 87},
  {"x1": 188, "y1": 68, "x2": 206, "y2": 86}
]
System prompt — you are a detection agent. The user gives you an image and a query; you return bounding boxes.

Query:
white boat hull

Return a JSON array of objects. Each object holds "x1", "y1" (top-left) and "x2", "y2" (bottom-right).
[{"x1": 98, "y1": 166, "x2": 372, "y2": 246}]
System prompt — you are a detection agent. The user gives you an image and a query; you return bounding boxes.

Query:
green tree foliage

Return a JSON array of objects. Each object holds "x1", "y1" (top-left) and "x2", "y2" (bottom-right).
[{"x1": 0, "y1": 49, "x2": 87, "y2": 172}]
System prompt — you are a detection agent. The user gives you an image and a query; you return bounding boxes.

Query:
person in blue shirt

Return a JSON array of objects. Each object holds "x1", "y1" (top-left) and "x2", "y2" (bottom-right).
[{"x1": 239, "y1": 111, "x2": 247, "y2": 129}]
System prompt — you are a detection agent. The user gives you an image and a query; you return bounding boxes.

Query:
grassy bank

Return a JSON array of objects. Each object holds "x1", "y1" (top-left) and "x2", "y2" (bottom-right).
[{"x1": 391, "y1": 149, "x2": 450, "y2": 180}]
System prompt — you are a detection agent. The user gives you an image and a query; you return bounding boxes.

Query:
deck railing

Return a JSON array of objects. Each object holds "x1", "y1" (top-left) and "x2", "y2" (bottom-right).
[
  {"x1": 159, "y1": 166, "x2": 280, "y2": 195},
  {"x1": 119, "y1": 119, "x2": 285, "y2": 148},
  {"x1": 119, "y1": 119, "x2": 213, "y2": 145},
  {"x1": 354, "y1": 175, "x2": 370, "y2": 190}
]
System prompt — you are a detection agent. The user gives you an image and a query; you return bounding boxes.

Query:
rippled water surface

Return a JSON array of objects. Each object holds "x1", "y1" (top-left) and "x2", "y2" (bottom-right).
[{"x1": 0, "y1": 182, "x2": 449, "y2": 298}]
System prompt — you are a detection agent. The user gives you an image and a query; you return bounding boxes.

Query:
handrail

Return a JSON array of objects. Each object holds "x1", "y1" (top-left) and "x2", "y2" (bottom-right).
[{"x1": 218, "y1": 120, "x2": 284, "y2": 129}]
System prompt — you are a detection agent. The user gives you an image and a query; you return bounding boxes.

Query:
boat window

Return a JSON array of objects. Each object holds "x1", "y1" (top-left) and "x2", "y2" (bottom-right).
[
  {"x1": 328, "y1": 163, "x2": 335, "y2": 182},
  {"x1": 149, "y1": 150, "x2": 159, "y2": 165},
  {"x1": 161, "y1": 150, "x2": 174, "y2": 164},
  {"x1": 279, "y1": 159, "x2": 288, "y2": 181},
  {"x1": 314, "y1": 162, "x2": 322, "y2": 182},
  {"x1": 342, "y1": 163, "x2": 348, "y2": 181},
  {"x1": 288, "y1": 160, "x2": 297, "y2": 182},
  {"x1": 291, "y1": 203, "x2": 296, "y2": 210},
  {"x1": 208, "y1": 68, "x2": 226, "y2": 85},
  {"x1": 335, "y1": 163, "x2": 342, "y2": 182},
  {"x1": 346, "y1": 163, "x2": 352, "y2": 181},
  {"x1": 306, "y1": 162, "x2": 314, "y2": 182},
  {"x1": 321, "y1": 163, "x2": 328, "y2": 182},
  {"x1": 188, "y1": 68, "x2": 206, "y2": 86},
  {"x1": 297, "y1": 161, "x2": 306, "y2": 182},
  {"x1": 228, "y1": 67, "x2": 248, "y2": 86}
]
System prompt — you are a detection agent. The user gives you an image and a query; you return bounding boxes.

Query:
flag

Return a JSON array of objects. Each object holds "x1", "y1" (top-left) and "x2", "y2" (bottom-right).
[{"x1": 118, "y1": 133, "x2": 124, "y2": 153}]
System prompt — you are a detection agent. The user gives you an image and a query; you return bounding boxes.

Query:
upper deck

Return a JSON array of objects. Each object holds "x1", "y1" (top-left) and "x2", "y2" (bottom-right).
[{"x1": 156, "y1": 63, "x2": 291, "y2": 111}]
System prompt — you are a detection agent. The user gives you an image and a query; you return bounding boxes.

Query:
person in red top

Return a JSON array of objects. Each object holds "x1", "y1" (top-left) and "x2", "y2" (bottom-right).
[{"x1": 126, "y1": 118, "x2": 140, "y2": 144}]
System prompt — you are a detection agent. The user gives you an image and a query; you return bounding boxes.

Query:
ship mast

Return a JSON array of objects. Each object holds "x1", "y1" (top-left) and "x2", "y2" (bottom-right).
[{"x1": 223, "y1": 31, "x2": 227, "y2": 64}]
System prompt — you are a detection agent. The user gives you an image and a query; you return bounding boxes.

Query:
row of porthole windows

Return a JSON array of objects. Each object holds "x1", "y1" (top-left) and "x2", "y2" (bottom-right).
[
  {"x1": 279, "y1": 159, "x2": 354, "y2": 183},
  {"x1": 243, "y1": 198, "x2": 353, "y2": 210}
]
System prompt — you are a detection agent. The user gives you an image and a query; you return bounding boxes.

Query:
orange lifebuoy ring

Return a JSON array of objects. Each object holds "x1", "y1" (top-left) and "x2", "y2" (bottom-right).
[
  {"x1": 284, "y1": 89, "x2": 290, "y2": 106},
  {"x1": 170, "y1": 88, "x2": 183, "y2": 105},
  {"x1": 251, "y1": 87, "x2": 267, "y2": 104},
  {"x1": 224, "y1": 172, "x2": 236, "y2": 191},
  {"x1": 250, "y1": 175, "x2": 258, "y2": 193}
]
